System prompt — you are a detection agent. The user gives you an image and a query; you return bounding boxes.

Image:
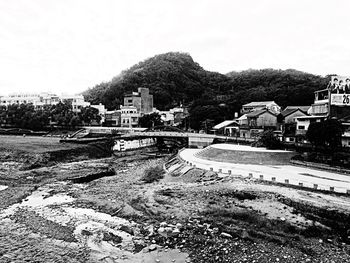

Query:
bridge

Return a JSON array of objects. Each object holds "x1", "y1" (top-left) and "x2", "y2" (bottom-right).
[
  {"x1": 61, "y1": 126, "x2": 255, "y2": 148},
  {"x1": 120, "y1": 131, "x2": 255, "y2": 148}
]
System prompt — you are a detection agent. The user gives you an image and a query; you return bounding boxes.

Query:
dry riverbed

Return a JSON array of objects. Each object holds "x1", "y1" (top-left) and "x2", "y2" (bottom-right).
[{"x1": 0, "y1": 136, "x2": 350, "y2": 262}]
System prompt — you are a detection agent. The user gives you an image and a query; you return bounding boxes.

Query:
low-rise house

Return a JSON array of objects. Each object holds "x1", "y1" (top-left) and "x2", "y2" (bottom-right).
[
  {"x1": 104, "y1": 110, "x2": 121, "y2": 127},
  {"x1": 277, "y1": 106, "x2": 310, "y2": 143},
  {"x1": 241, "y1": 101, "x2": 281, "y2": 115},
  {"x1": 278, "y1": 106, "x2": 310, "y2": 124},
  {"x1": 238, "y1": 109, "x2": 278, "y2": 138},
  {"x1": 246, "y1": 109, "x2": 278, "y2": 128},
  {"x1": 295, "y1": 115, "x2": 327, "y2": 136},
  {"x1": 212, "y1": 120, "x2": 239, "y2": 136}
]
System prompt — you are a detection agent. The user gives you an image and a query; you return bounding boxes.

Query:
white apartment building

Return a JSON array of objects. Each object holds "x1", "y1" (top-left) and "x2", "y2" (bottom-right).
[
  {"x1": 120, "y1": 105, "x2": 140, "y2": 128},
  {"x1": 0, "y1": 93, "x2": 91, "y2": 113}
]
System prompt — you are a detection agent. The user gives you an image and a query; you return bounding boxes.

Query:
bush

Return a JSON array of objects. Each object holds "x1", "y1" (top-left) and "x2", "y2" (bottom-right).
[
  {"x1": 141, "y1": 165, "x2": 164, "y2": 183},
  {"x1": 256, "y1": 130, "x2": 282, "y2": 149}
]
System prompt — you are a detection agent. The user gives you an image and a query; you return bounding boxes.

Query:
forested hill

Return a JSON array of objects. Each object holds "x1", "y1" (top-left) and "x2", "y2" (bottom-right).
[
  {"x1": 226, "y1": 69, "x2": 329, "y2": 110},
  {"x1": 83, "y1": 52, "x2": 232, "y2": 110},
  {"x1": 83, "y1": 52, "x2": 330, "y2": 128}
]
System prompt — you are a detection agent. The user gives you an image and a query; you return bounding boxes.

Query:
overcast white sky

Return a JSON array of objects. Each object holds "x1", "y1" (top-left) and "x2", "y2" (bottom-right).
[{"x1": 0, "y1": 0, "x2": 350, "y2": 95}]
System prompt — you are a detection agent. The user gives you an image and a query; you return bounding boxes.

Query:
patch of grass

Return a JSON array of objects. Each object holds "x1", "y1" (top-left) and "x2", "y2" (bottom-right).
[{"x1": 140, "y1": 165, "x2": 164, "y2": 183}]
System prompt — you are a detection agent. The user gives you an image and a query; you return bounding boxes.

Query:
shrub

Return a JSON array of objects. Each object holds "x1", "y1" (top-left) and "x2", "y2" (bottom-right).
[{"x1": 141, "y1": 165, "x2": 164, "y2": 183}]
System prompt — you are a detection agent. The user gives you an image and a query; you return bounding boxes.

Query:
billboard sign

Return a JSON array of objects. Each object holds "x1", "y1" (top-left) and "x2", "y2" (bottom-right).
[{"x1": 329, "y1": 76, "x2": 350, "y2": 106}]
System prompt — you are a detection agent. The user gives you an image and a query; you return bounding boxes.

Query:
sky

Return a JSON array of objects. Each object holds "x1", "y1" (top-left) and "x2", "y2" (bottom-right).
[{"x1": 1, "y1": 0, "x2": 350, "y2": 95}]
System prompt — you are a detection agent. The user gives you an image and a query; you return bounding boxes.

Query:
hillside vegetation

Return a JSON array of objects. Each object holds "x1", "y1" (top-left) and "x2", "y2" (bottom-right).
[{"x1": 83, "y1": 52, "x2": 330, "y2": 129}]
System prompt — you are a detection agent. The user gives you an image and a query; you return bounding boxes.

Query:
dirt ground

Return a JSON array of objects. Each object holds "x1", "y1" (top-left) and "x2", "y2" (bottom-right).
[{"x1": 1, "y1": 136, "x2": 350, "y2": 262}]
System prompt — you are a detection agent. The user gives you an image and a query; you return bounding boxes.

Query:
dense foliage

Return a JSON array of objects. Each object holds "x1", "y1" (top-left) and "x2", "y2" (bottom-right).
[
  {"x1": 0, "y1": 102, "x2": 101, "y2": 131},
  {"x1": 138, "y1": 113, "x2": 163, "y2": 128},
  {"x1": 255, "y1": 130, "x2": 282, "y2": 149},
  {"x1": 306, "y1": 119, "x2": 343, "y2": 149},
  {"x1": 83, "y1": 52, "x2": 329, "y2": 129}
]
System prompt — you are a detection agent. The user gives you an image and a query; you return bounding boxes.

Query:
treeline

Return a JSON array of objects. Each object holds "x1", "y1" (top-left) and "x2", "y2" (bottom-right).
[
  {"x1": 0, "y1": 102, "x2": 101, "y2": 131},
  {"x1": 83, "y1": 52, "x2": 331, "y2": 130}
]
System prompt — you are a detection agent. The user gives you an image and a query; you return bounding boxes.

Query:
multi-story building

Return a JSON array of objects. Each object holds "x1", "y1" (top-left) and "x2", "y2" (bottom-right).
[
  {"x1": 60, "y1": 94, "x2": 91, "y2": 112},
  {"x1": 123, "y1": 88, "x2": 153, "y2": 114},
  {"x1": 120, "y1": 106, "x2": 140, "y2": 128}
]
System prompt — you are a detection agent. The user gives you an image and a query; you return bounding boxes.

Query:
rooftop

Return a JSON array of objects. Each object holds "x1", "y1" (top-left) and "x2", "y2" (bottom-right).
[
  {"x1": 246, "y1": 109, "x2": 277, "y2": 117},
  {"x1": 243, "y1": 101, "x2": 276, "y2": 107},
  {"x1": 284, "y1": 106, "x2": 310, "y2": 113},
  {"x1": 213, "y1": 120, "x2": 238, "y2": 130}
]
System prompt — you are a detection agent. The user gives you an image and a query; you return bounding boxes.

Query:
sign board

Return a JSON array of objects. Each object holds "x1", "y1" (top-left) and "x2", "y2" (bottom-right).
[
  {"x1": 329, "y1": 75, "x2": 350, "y2": 105},
  {"x1": 331, "y1": 94, "x2": 350, "y2": 106}
]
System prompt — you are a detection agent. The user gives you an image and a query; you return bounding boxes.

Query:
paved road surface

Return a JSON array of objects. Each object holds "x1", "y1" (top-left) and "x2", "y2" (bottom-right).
[{"x1": 180, "y1": 146, "x2": 350, "y2": 194}]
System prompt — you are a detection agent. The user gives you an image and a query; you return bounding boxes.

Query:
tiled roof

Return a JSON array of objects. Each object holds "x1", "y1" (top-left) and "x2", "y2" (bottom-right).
[
  {"x1": 246, "y1": 109, "x2": 277, "y2": 117},
  {"x1": 243, "y1": 101, "x2": 275, "y2": 107}
]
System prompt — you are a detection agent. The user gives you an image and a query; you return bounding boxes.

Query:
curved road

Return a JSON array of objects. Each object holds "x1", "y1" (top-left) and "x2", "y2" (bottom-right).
[{"x1": 179, "y1": 145, "x2": 350, "y2": 194}]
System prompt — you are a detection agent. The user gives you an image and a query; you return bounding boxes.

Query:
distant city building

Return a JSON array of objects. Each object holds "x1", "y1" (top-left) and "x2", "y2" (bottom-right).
[
  {"x1": 60, "y1": 94, "x2": 91, "y2": 112},
  {"x1": 123, "y1": 88, "x2": 153, "y2": 114},
  {"x1": 152, "y1": 106, "x2": 189, "y2": 127},
  {"x1": 0, "y1": 92, "x2": 92, "y2": 113}
]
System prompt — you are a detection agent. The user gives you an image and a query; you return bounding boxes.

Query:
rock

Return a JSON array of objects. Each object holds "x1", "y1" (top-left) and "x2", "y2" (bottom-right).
[
  {"x1": 160, "y1": 222, "x2": 167, "y2": 227},
  {"x1": 280, "y1": 217, "x2": 286, "y2": 221},
  {"x1": 81, "y1": 229, "x2": 93, "y2": 236},
  {"x1": 241, "y1": 230, "x2": 249, "y2": 239},
  {"x1": 220, "y1": 232, "x2": 232, "y2": 238},
  {"x1": 120, "y1": 225, "x2": 134, "y2": 235},
  {"x1": 213, "y1": 227, "x2": 219, "y2": 233},
  {"x1": 102, "y1": 232, "x2": 123, "y2": 244},
  {"x1": 176, "y1": 223, "x2": 183, "y2": 229},
  {"x1": 165, "y1": 227, "x2": 173, "y2": 233},
  {"x1": 149, "y1": 244, "x2": 158, "y2": 251},
  {"x1": 172, "y1": 228, "x2": 180, "y2": 235}
]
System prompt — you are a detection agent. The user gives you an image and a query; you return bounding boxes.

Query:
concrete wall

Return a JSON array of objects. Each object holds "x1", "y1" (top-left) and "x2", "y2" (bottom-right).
[
  {"x1": 188, "y1": 135, "x2": 214, "y2": 148},
  {"x1": 113, "y1": 138, "x2": 156, "y2": 152},
  {"x1": 256, "y1": 112, "x2": 277, "y2": 127}
]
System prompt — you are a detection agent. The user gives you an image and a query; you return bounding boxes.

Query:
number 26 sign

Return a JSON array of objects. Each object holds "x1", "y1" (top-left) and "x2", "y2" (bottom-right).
[{"x1": 331, "y1": 94, "x2": 350, "y2": 105}]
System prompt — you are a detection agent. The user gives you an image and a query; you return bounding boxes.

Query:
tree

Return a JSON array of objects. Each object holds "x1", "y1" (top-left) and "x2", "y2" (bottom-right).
[
  {"x1": 139, "y1": 113, "x2": 163, "y2": 128},
  {"x1": 257, "y1": 130, "x2": 282, "y2": 149},
  {"x1": 189, "y1": 105, "x2": 225, "y2": 131},
  {"x1": 80, "y1": 107, "x2": 101, "y2": 125},
  {"x1": 306, "y1": 119, "x2": 343, "y2": 150}
]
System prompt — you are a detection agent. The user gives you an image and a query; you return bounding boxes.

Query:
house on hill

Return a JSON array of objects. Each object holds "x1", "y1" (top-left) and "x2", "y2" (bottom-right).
[{"x1": 241, "y1": 101, "x2": 281, "y2": 115}]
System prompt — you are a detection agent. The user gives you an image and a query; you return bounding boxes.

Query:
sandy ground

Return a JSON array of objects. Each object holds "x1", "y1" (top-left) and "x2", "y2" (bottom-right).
[{"x1": 0, "y1": 137, "x2": 350, "y2": 262}]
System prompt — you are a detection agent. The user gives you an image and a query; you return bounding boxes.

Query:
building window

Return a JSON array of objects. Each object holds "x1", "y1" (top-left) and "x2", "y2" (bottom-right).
[{"x1": 298, "y1": 125, "x2": 305, "y2": 130}]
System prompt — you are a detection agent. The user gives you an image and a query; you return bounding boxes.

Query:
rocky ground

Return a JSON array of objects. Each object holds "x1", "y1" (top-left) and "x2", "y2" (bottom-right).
[{"x1": 0, "y1": 136, "x2": 350, "y2": 262}]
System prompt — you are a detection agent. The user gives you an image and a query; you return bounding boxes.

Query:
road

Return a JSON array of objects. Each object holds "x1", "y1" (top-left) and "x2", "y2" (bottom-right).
[{"x1": 179, "y1": 146, "x2": 350, "y2": 194}]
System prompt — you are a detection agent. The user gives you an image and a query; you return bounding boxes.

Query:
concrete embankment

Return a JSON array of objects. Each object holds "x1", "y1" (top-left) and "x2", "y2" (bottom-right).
[{"x1": 179, "y1": 144, "x2": 350, "y2": 194}]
